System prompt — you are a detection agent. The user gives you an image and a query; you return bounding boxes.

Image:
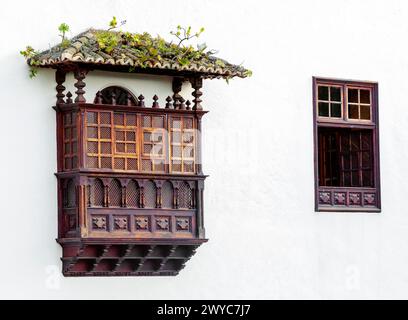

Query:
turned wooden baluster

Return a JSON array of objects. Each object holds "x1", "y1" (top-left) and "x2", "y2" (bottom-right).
[
  {"x1": 190, "y1": 77, "x2": 203, "y2": 110},
  {"x1": 138, "y1": 94, "x2": 145, "y2": 107},
  {"x1": 55, "y1": 69, "x2": 66, "y2": 104},
  {"x1": 66, "y1": 91, "x2": 73, "y2": 104},
  {"x1": 152, "y1": 94, "x2": 159, "y2": 108},
  {"x1": 186, "y1": 100, "x2": 191, "y2": 110},
  {"x1": 172, "y1": 77, "x2": 183, "y2": 109},
  {"x1": 165, "y1": 96, "x2": 172, "y2": 109},
  {"x1": 74, "y1": 69, "x2": 87, "y2": 103}
]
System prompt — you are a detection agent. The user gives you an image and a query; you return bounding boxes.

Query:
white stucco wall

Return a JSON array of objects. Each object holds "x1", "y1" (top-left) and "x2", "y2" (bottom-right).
[{"x1": 1, "y1": 0, "x2": 408, "y2": 299}]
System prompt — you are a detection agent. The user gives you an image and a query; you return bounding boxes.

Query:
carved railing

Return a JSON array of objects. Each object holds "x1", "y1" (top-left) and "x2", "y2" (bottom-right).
[
  {"x1": 317, "y1": 186, "x2": 379, "y2": 211},
  {"x1": 59, "y1": 174, "x2": 205, "y2": 239}
]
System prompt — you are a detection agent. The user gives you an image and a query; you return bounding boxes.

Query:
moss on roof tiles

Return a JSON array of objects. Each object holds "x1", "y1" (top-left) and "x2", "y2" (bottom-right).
[{"x1": 30, "y1": 28, "x2": 251, "y2": 79}]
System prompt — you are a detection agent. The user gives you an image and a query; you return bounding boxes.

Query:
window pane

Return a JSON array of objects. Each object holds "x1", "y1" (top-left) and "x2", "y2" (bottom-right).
[
  {"x1": 360, "y1": 90, "x2": 370, "y2": 104},
  {"x1": 348, "y1": 104, "x2": 359, "y2": 119},
  {"x1": 330, "y1": 87, "x2": 341, "y2": 102},
  {"x1": 351, "y1": 171, "x2": 360, "y2": 186},
  {"x1": 348, "y1": 89, "x2": 358, "y2": 103},
  {"x1": 116, "y1": 143, "x2": 125, "y2": 153},
  {"x1": 318, "y1": 86, "x2": 329, "y2": 100},
  {"x1": 126, "y1": 143, "x2": 136, "y2": 153},
  {"x1": 318, "y1": 102, "x2": 329, "y2": 117},
  {"x1": 330, "y1": 103, "x2": 341, "y2": 118},
  {"x1": 360, "y1": 105, "x2": 371, "y2": 120},
  {"x1": 362, "y1": 170, "x2": 373, "y2": 187}
]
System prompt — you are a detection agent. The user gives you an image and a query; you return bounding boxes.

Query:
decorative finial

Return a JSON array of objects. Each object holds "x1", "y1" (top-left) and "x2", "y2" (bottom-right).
[
  {"x1": 165, "y1": 96, "x2": 172, "y2": 109},
  {"x1": 179, "y1": 97, "x2": 186, "y2": 110},
  {"x1": 66, "y1": 91, "x2": 73, "y2": 104},
  {"x1": 152, "y1": 95, "x2": 159, "y2": 108},
  {"x1": 138, "y1": 94, "x2": 145, "y2": 107},
  {"x1": 186, "y1": 100, "x2": 191, "y2": 110},
  {"x1": 126, "y1": 93, "x2": 133, "y2": 106},
  {"x1": 95, "y1": 91, "x2": 102, "y2": 104}
]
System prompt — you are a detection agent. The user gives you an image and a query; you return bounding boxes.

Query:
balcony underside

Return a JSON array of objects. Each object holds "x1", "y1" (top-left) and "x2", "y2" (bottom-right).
[{"x1": 58, "y1": 238, "x2": 207, "y2": 276}]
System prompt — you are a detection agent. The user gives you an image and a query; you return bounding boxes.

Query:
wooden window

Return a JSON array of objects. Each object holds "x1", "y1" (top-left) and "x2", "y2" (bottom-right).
[
  {"x1": 141, "y1": 115, "x2": 165, "y2": 173},
  {"x1": 63, "y1": 112, "x2": 78, "y2": 170},
  {"x1": 169, "y1": 116, "x2": 195, "y2": 174},
  {"x1": 313, "y1": 78, "x2": 380, "y2": 212},
  {"x1": 85, "y1": 111, "x2": 113, "y2": 169},
  {"x1": 113, "y1": 112, "x2": 138, "y2": 171}
]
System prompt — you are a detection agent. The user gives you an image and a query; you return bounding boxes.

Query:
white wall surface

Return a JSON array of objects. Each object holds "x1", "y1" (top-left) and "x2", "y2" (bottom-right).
[{"x1": 1, "y1": 0, "x2": 408, "y2": 299}]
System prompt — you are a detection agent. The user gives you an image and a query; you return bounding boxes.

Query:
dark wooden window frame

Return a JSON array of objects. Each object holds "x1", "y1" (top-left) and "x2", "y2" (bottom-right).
[{"x1": 313, "y1": 77, "x2": 381, "y2": 212}]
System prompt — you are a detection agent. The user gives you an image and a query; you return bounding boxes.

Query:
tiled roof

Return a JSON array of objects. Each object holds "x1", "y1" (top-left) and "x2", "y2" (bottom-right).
[{"x1": 29, "y1": 29, "x2": 250, "y2": 79}]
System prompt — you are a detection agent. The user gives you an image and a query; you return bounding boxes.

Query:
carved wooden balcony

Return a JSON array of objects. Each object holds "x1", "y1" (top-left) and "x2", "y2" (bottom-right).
[
  {"x1": 55, "y1": 83, "x2": 207, "y2": 276},
  {"x1": 24, "y1": 27, "x2": 250, "y2": 276}
]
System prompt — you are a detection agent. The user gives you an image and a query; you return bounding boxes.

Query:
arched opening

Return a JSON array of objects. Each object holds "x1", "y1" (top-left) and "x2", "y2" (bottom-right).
[{"x1": 94, "y1": 86, "x2": 138, "y2": 105}]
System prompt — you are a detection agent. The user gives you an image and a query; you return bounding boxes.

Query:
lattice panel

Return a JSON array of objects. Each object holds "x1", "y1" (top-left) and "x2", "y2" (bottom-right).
[
  {"x1": 91, "y1": 179, "x2": 105, "y2": 207},
  {"x1": 178, "y1": 182, "x2": 193, "y2": 209},
  {"x1": 141, "y1": 115, "x2": 165, "y2": 173},
  {"x1": 85, "y1": 111, "x2": 113, "y2": 169},
  {"x1": 126, "y1": 180, "x2": 140, "y2": 208},
  {"x1": 109, "y1": 179, "x2": 122, "y2": 207},
  {"x1": 144, "y1": 181, "x2": 157, "y2": 208},
  {"x1": 169, "y1": 116, "x2": 195, "y2": 174},
  {"x1": 63, "y1": 112, "x2": 78, "y2": 171},
  {"x1": 113, "y1": 112, "x2": 138, "y2": 171},
  {"x1": 161, "y1": 181, "x2": 174, "y2": 209}
]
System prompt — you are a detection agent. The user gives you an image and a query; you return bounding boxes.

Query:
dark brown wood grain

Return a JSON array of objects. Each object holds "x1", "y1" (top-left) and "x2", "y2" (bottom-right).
[{"x1": 54, "y1": 68, "x2": 208, "y2": 276}]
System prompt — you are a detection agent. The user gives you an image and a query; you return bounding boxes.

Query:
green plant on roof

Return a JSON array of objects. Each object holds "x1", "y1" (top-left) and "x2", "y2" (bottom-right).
[
  {"x1": 58, "y1": 23, "x2": 71, "y2": 49},
  {"x1": 20, "y1": 17, "x2": 252, "y2": 80}
]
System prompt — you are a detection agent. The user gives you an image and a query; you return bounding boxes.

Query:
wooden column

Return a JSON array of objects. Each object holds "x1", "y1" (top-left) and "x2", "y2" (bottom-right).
[
  {"x1": 196, "y1": 180, "x2": 205, "y2": 238},
  {"x1": 55, "y1": 69, "x2": 66, "y2": 105},
  {"x1": 190, "y1": 77, "x2": 203, "y2": 110},
  {"x1": 74, "y1": 69, "x2": 87, "y2": 103},
  {"x1": 172, "y1": 77, "x2": 183, "y2": 109}
]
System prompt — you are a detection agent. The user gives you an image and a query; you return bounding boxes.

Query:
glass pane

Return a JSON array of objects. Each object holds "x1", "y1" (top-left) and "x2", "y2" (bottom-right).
[
  {"x1": 351, "y1": 171, "x2": 360, "y2": 186},
  {"x1": 318, "y1": 102, "x2": 329, "y2": 117},
  {"x1": 143, "y1": 132, "x2": 152, "y2": 142},
  {"x1": 351, "y1": 153, "x2": 359, "y2": 169},
  {"x1": 330, "y1": 103, "x2": 341, "y2": 118},
  {"x1": 183, "y1": 132, "x2": 194, "y2": 143},
  {"x1": 126, "y1": 143, "x2": 136, "y2": 153},
  {"x1": 348, "y1": 89, "x2": 358, "y2": 103},
  {"x1": 101, "y1": 142, "x2": 111, "y2": 154},
  {"x1": 172, "y1": 145, "x2": 182, "y2": 157},
  {"x1": 100, "y1": 127, "x2": 111, "y2": 139},
  {"x1": 348, "y1": 104, "x2": 359, "y2": 119},
  {"x1": 114, "y1": 158, "x2": 125, "y2": 170},
  {"x1": 351, "y1": 133, "x2": 360, "y2": 151},
  {"x1": 360, "y1": 90, "x2": 370, "y2": 104},
  {"x1": 144, "y1": 144, "x2": 153, "y2": 154},
  {"x1": 114, "y1": 113, "x2": 124, "y2": 125},
  {"x1": 116, "y1": 143, "x2": 125, "y2": 153},
  {"x1": 115, "y1": 130, "x2": 125, "y2": 141},
  {"x1": 362, "y1": 170, "x2": 373, "y2": 187},
  {"x1": 87, "y1": 141, "x2": 98, "y2": 153},
  {"x1": 360, "y1": 105, "x2": 371, "y2": 120},
  {"x1": 330, "y1": 87, "x2": 341, "y2": 102},
  {"x1": 126, "y1": 131, "x2": 136, "y2": 141},
  {"x1": 64, "y1": 143, "x2": 71, "y2": 154},
  {"x1": 126, "y1": 114, "x2": 137, "y2": 126},
  {"x1": 172, "y1": 132, "x2": 181, "y2": 143},
  {"x1": 318, "y1": 86, "x2": 329, "y2": 100},
  {"x1": 343, "y1": 172, "x2": 351, "y2": 186},
  {"x1": 343, "y1": 154, "x2": 350, "y2": 170},
  {"x1": 87, "y1": 127, "x2": 98, "y2": 139},
  {"x1": 362, "y1": 151, "x2": 371, "y2": 168}
]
